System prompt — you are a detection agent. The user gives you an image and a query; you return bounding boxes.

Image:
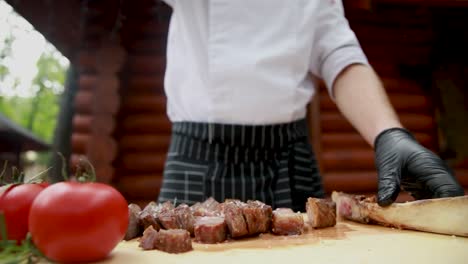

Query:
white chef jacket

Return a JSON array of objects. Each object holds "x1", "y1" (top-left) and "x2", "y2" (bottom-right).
[{"x1": 161, "y1": 0, "x2": 369, "y2": 125}]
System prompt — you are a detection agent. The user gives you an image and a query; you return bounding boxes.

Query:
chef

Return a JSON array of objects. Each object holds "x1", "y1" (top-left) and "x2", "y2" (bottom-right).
[{"x1": 156, "y1": 0, "x2": 464, "y2": 211}]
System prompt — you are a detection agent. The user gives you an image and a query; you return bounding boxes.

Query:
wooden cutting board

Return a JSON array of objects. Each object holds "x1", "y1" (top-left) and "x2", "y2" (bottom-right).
[{"x1": 97, "y1": 219, "x2": 468, "y2": 264}]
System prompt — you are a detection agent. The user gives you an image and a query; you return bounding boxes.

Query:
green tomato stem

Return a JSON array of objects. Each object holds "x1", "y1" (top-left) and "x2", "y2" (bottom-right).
[
  {"x1": 26, "y1": 167, "x2": 52, "y2": 184},
  {"x1": 0, "y1": 161, "x2": 8, "y2": 185},
  {"x1": 76, "y1": 157, "x2": 97, "y2": 183},
  {"x1": 57, "y1": 152, "x2": 69, "y2": 181}
]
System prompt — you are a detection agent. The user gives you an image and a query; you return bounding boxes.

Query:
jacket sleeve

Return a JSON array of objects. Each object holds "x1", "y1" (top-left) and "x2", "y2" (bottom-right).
[{"x1": 308, "y1": 0, "x2": 370, "y2": 99}]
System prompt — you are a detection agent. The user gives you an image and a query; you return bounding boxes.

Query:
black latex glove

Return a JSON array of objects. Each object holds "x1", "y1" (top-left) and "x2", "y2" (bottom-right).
[{"x1": 374, "y1": 127, "x2": 464, "y2": 206}]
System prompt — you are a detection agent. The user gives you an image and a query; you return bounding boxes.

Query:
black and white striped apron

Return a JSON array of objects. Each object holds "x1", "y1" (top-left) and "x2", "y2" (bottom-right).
[{"x1": 157, "y1": 118, "x2": 324, "y2": 212}]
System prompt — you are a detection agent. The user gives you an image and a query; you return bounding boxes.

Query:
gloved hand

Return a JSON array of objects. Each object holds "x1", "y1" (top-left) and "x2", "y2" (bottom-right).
[{"x1": 374, "y1": 127, "x2": 465, "y2": 206}]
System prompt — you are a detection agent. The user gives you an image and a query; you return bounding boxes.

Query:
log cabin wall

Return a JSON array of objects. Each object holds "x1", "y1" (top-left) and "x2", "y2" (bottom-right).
[
  {"x1": 72, "y1": 0, "x2": 172, "y2": 207},
  {"x1": 113, "y1": 1, "x2": 172, "y2": 207},
  {"x1": 72, "y1": 0, "x2": 122, "y2": 183}
]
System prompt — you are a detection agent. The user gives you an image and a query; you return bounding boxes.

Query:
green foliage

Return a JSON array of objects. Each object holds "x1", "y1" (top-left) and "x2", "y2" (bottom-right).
[
  {"x1": 26, "y1": 51, "x2": 67, "y2": 142},
  {"x1": 0, "y1": 47, "x2": 68, "y2": 143},
  {"x1": 0, "y1": 35, "x2": 14, "y2": 81}
]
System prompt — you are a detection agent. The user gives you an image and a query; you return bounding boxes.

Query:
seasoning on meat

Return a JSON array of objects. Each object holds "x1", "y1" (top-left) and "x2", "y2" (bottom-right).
[
  {"x1": 138, "y1": 202, "x2": 162, "y2": 231},
  {"x1": 158, "y1": 209, "x2": 179, "y2": 230},
  {"x1": 223, "y1": 200, "x2": 249, "y2": 238},
  {"x1": 191, "y1": 197, "x2": 222, "y2": 217},
  {"x1": 154, "y1": 229, "x2": 193, "y2": 253},
  {"x1": 194, "y1": 216, "x2": 227, "y2": 244},
  {"x1": 138, "y1": 225, "x2": 158, "y2": 250},
  {"x1": 271, "y1": 208, "x2": 304, "y2": 235},
  {"x1": 125, "y1": 203, "x2": 142, "y2": 240},
  {"x1": 243, "y1": 200, "x2": 272, "y2": 235},
  {"x1": 305, "y1": 197, "x2": 337, "y2": 228},
  {"x1": 138, "y1": 200, "x2": 176, "y2": 231},
  {"x1": 174, "y1": 204, "x2": 196, "y2": 235}
]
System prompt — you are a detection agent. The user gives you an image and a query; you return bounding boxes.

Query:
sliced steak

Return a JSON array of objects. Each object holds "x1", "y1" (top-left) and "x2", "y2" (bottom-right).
[
  {"x1": 125, "y1": 203, "x2": 142, "y2": 240},
  {"x1": 243, "y1": 200, "x2": 272, "y2": 235},
  {"x1": 138, "y1": 200, "x2": 176, "y2": 231},
  {"x1": 306, "y1": 198, "x2": 337, "y2": 228},
  {"x1": 194, "y1": 216, "x2": 227, "y2": 244},
  {"x1": 154, "y1": 229, "x2": 193, "y2": 253},
  {"x1": 271, "y1": 208, "x2": 304, "y2": 235},
  {"x1": 174, "y1": 204, "x2": 196, "y2": 235},
  {"x1": 138, "y1": 202, "x2": 162, "y2": 231},
  {"x1": 138, "y1": 226, "x2": 158, "y2": 250},
  {"x1": 158, "y1": 209, "x2": 179, "y2": 230},
  {"x1": 223, "y1": 200, "x2": 249, "y2": 238},
  {"x1": 191, "y1": 197, "x2": 221, "y2": 217},
  {"x1": 160, "y1": 200, "x2": 175, "y2": 212}
]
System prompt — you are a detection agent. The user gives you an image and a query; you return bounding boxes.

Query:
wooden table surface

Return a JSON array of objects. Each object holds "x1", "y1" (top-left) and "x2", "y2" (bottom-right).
[{"x1": 97, "y1": 219, "x2": 468, "y2": 264}]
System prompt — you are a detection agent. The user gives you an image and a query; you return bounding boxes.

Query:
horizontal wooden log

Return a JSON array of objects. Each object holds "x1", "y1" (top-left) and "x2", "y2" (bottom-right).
[
  {"x1": 95, "y1": 43, "x2": 126, "y2": 74},
  {"x1": 344, "y1": 0, "x2": 372, "y2": 11},
  {"x1": 93, "y1": 79, "x2": 120, "y2": 115},
  {"x1": 321, "y1": 132, "x2": 436, "y2": 150},
  {"x1": 124, "y1": 39, "x2": 166, "y2": 54},
  {"x1": 323, "y1": 171, "x2": 377, "y2": 193},
  {"x1": 320, "y1": 112, "x2": 436, "y2": 133},
  {"x1": 120, "y1": 114, "x2": 172, "y2": 134},
  {"x1": 94, "y1": 164, "x2": 115, "y2": 184},
  {"x1": 72, "y1": 114, "x2": 115, "y2": 135},
  {"x1": 120, "y1": 152, "x2": 167, "y2": 173},
  {"x1": 119, "y1": 135, "x2": 171, "y2": 151},
  {"x1": 74, "y1": 89, "x2": 93, "y2": 114},
  {"x1": 122, "y1": 19, "x2": 170, "y2": 35},
  {"x1": 321, "y1": 93, "x2": 432, "y2": 113},
  {"x1": 381, "y1": 77, "x2": 427, "y2": 94},
  {"x1": 121, "y1": 6, "x2": 163, "y2": 20},
  {"x1": 371, "y1": 0, "x2": 468, "y2": 8},
  {"x1": 74, "y1": 89, "x2": 120, "y2": 115},
  {"x1": 454, "y1": 160, "x2": 468, "y2": 169},
  {"x1": 77, "y1": 51, "x2": 96, "y2": 72},
  {"x1": 121, "y1": 33, "x2": 167, "y2": 50},
  {"x1": 115, "y1": 174, "x2": 163, "y2": 200},
  {"x1": 351, "y1": 24, "x2": 433, "y2": 45},
  {"x1": 82, "y1": 24, "x2": 106, "y2": 38},
  {"x1": 120, "y1": 95, "x2": 166, "y2": 114},
  {"x1": 368, "y1": 61, "x2": 402, "y2": 77},
  {"x1": 86, "y1": 135, "x2": 118, "y2": 164},
  {"x1": 95, "y1": 76, "x2": 119, "y2": 93},
  {"x1": 71, "y1": 133, "x2": 88, "y2": 154},
  {"x1": 125, "y1": 76, "x2": 165, "y2": 94},
  {"x1": 454, "y1": 169, "x2": 468, "y2": 187},
  {"x1": 318, "y1": 77, "x2": 426, "y2": 98},
  {"x1": 346, "y1": 5, "x2": 431, "y2": 26},
  {"x1": 127, "y1": 55, "x2": 166, "y2": 74},
  {"x1": 362, "y1": 45, "x2": 431, "y2": 65},
  {"x1": 71, "y1": 136, "x2": 118, "y2": 165},
  {"x1": 322, "y1": 149, "x2": 375, "y2": 171},
  {"x1": 79, "y1": 74, "x2": 97, "y2": 91}
]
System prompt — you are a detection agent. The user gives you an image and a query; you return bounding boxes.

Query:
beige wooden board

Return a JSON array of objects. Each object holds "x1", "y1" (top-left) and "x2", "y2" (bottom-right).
[{"x1": 97, "y1": 219, "x2": 468, "y2": 264}]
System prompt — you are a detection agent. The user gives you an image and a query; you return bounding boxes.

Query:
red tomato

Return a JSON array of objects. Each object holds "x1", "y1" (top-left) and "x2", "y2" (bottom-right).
[
  {"x1": 28, "y1": 182, "x2": 129, "y2": 263},
  {"x1": 0, "y1": 183, "x2": 47, "y2": 243}
]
